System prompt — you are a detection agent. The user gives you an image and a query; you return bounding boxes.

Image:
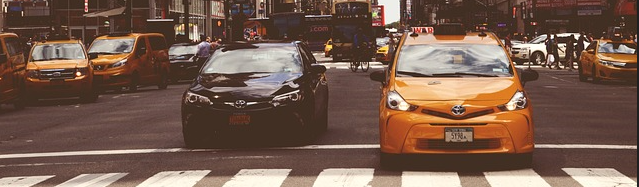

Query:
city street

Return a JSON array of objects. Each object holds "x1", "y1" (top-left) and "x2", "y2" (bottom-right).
[{"x1": 0, "y1": 53, "x2": 636, "y2": 187}]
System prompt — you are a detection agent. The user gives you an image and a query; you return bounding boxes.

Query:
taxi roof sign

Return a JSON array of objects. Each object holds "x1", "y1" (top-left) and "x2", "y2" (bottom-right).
[{"x1": 433, "y1": 23, "x2": 465, "y2": 35}]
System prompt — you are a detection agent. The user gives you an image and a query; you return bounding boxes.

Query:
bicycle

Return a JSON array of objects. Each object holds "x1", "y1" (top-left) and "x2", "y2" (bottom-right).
[{"x1": 349, "y1": 47, "x2": 371, "y2": 72}]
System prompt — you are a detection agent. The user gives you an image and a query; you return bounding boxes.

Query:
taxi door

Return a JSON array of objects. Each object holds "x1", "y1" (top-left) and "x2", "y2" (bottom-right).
[
  {"x1": 0, "y1": 39, "x2": 11, "y2": 101},
  {"x1": 580, "y1": 41, "x2": 599, "y2": 76},
  {"x1": 0, "y1": 36, "x2": 25, "y2": 102},
  {"x1": 134, "y1": 36, "x2": 153, "y2": 84}
]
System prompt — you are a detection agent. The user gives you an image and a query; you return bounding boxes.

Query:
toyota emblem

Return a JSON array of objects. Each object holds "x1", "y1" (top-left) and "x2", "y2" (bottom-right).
[
  {"x1": 234, "y1": 100, "x2": 247, "y2": 109},
  {"x1": 451, "y1": 105, "x2": 466, "y2": 116}
]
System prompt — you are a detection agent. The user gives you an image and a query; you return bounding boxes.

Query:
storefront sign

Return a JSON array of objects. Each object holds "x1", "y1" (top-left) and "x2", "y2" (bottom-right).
[
  {"x1": 211, "y1": 1, "x2": 225, "y2": 19},
  {"x1": 578, "y1": 6, "x2": 603, "y2": 15}
]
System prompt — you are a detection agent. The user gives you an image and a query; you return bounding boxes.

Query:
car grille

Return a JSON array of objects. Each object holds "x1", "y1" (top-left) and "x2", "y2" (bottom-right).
[
  {"x1": 422, "y1": 109, "x2": 495, "y2": 120},
  {"x1": 416, "y1": 139, "x2": 501, "y2": 150},
  {"x1": 39, "y1": 69, "x2": 76, "y2": 80}
]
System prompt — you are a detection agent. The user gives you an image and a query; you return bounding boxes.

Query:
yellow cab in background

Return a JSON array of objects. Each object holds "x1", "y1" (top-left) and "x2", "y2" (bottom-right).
[
  {"x1": 375, "y1": 45, "x2": 391, "y2": 64},
  {"x1": 88, "y1": 33, "x2": 170, "y2": 92},
  {"x1": 0, "y1": 33, "x2": 27, "y2": 109},
  {"x1": 25, "y1": 36, "x2": 98, "y2": 103},
  {"x1": 578, "y1": 36, "x2": 637, "y2": 83},
  {"x1": 324, "y1": 39, "x2": 333, "y2": 57},
  {"x1": 369, "y1": 24, "x2": 540, "y2": 168}
]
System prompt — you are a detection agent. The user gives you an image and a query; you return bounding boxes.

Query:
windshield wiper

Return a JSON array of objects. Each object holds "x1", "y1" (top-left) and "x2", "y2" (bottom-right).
[
  {"x1": 432, "y1": 72, "x2": 499, "y2": 77},
  {"x1": 396, "y1": 71, "x2": 433, "y2": 77}
]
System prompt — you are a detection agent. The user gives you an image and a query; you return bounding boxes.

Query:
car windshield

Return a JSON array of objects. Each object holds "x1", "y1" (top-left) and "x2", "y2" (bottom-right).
[
  {"x1": 31, "y1": 43, "x2": 86, "y2": 62},
  {"x1": 376, "y1": 37, "x2": 390, "y2": 46},
  {"x1": 202, "y1": 44, "x2": 302, "y2": 74},
  {"x1": 396, "y1": 44, "x2": 513, "y2": 77},
  {"x1": 599, "y1": 42, "x2": 636, "y2": 54},
  {"x1": 529, "y1": 35, "x2": 547, "y2": 44},
  {"x1": 88, "y1": 39, "x2": 135, "y2": 54},
  {"x1": 169, "y1": 45, "x2": 198, "y2": 56}
]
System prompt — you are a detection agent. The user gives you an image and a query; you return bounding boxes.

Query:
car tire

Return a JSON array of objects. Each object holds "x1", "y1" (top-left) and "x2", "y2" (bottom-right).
[
  {"x1": 158, "y1": 72, "x2": 169, "y2": 90},
  {"x1": 13, "y1": 85, "x2": 27, "y2": 109},
  {"x1": 512, "y1": 152, "x2": 533, "y2": 168},
  {"x1": 183, "y1": 125, "x2": 216, "y2": 149},
  {"x1": 531, "y1": 52, "x2": 545, "y2": 65},
  {"x1": 578, "y1": 61, "x2": 587, "y2": 82},
  {"x1": 80, "y1": 91, "x2": 99, "y2": 103},
  {"x1": 380, "y1": 152, "x2": 401, "y2": 170},
  {"x1": 128, "y1": 74, "x2": 139, "y2": 92},
  {"x1": 591, "y1": 66, "x2": 600, "y2": 83}
]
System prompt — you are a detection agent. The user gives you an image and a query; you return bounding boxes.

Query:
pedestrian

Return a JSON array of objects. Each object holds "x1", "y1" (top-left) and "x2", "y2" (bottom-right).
[
  {"x1": 504, "y1": 33, "x2": 513, "y2": 55},
  {"x1": 196, "y1": 36, "x2": 211, "y2": 65},
  {"x1": 543, "y1": 33, "x2": 553, "y2": 67},
  {"x1": 564, "y1": 34, "x2": 576, "y2": 71},
  {"x1": 576, "y1": 32, "x2": 590, "y2": 67},
  {"x1": 550, "y1": 34, "x2": 564, "y2": 69}
]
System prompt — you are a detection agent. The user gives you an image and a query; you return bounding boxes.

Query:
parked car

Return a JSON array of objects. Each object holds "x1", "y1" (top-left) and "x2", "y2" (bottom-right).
[
  {"x1": 578, "y1": 38, "x2": 637, "y2": 83},
  {"x1": 370, "y1": 25, "x2": 539, "y2": 169},
  {"x1": 88, "y1": 33, "x2": 170, "y2": 92},
  {"x1": 181, "y1": 41, "x2": 329, "y2": 148},
  {"x1": 511, "y1": 33, "x2": 584, "y2": 65},
  {"x1": 169, "y1": 43, "x2": 201, "y2": 82},
  {"x1": 0, "y1": 33, "x2": 27, "y2": 109},
  {"x1": 324, "y1": 39, "x2": 332, "y2": 57},
  {"x1": 25, "y1": 37, "x2": 97, "y2": 103}
]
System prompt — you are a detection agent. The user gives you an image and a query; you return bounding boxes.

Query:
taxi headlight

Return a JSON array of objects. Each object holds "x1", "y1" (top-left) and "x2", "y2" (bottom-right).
[
  {"x1": 183, "y1": 91, "x2": 212, "y2": 106},
  {"x1": 599, "y1": 60, "x2": 626, "y2": 67},
  {"x1": 75, "y1": 67, "x2": 89, "y2": 77},
  {"x1": 270, "y1": 90, "x2": 303, "y2": 107},
  {"x1": 27, "y1": 70, "x2": 40, "y2": 79},
  {"x1": 386, "y1": 91, "x2": 417, "y2": 111},
  {"x1": 500, "y1": 91, "x2": 528, "y2": 111},
  {"x1": 110, "y1": 59, "x2": 127, "y2": 68}
]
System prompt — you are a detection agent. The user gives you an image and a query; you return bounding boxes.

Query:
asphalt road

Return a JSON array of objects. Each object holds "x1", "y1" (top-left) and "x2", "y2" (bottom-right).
[{"x1": 0, "y1": 54, "x2": 636, "y2": 187}]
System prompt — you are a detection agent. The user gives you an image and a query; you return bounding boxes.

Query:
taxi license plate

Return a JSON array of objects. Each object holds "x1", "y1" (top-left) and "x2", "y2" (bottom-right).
[
  {"x1": 445, "y1": 127, "x2": 473, "y2": 142},
  {"x1": 50, "y1": 79, "x2": 65, "y2": 86},
  {"x1": 229, "y1": 113, "x2": 250, "y2": 125}
]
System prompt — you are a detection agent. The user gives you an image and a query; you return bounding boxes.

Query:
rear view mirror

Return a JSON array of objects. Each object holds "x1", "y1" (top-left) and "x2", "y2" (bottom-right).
[
  {"x1": 0, "y1": 54, "x2": 7, "y2": 64},
  {"x1": 518, "y1": 68, "x2": 539, "y2": 86},
  {"x1": 310, "y1": 64, "x2": 326, "y2": 74},
  {"x1": 88, "y1": 53, "x2": 99, "y2": 60},
  {"x1": 370, "y1": 70, "x2": 386, "y2": 83}
]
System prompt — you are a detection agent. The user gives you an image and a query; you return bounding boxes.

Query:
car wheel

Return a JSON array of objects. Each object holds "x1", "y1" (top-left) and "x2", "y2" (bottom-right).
[
  {"x1": 578, "y1": 62, "x2": 587, "y2": 82},
  {"x1": 380, "y1": 152, "x2": 401, "y2": 170},
  {"x1": 512, "y1": 152, "x2": 533, "y2": 168},
  {"x1": 591, "y1": 66, "x2": 600, "y2": 83},
  {"x1": 182, "y1": 123, "x2": 217, "y2": 149},
  {"x1": 158, "y1": 72, "x2": 169, "y2": 90},
  {"x1": 128, "y1": 74, "x2": 139, "y2": 92},
  {"x1": 13, "y1": 85, "x2": 27, "y2": 109},
  {"x1": 80, "y1": 91, "x2": 99, "y2": 103},
  {"x1": 531, "y1": 52, "x2": 544, "y2": 65}
]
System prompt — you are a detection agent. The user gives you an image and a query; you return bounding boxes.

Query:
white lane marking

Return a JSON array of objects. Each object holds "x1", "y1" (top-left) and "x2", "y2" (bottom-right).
[
  {"x1": 0, "y1": 176, "x2": 54, "y2": 187},
  {"x1": 402, "y1": 171, "x2": 461, "y2": 187},
  {"x1": 562, "y1": 168, "x2": 637, "y2": 187},
  {"x1": 55, "y1": 173, "x2": 127, "y2": 187},
  {"x1": 312, "y1": 168, "x2": 374, "y2": 187},
  {"x1": 222, "y1": 169, "x2": 291, "y2": 187},
  {"x1": 484, "y1": 169, "x2": 551, "y2": 187},
  {"x1": 136, "y1": 170, "x2": 210, "y2": 187},
  {"x1": 0, "y1": 144, "x2": 635, "y2": 160}
]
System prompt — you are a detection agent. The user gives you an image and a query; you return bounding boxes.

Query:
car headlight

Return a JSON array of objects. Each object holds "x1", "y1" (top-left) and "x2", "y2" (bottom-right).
[
  {"x1": 183, "y1": 91, "x2": 212, "y2": 106},
  {"x1": 75, "y1": 67, "x2": 89, "y2": 77},
  {"x1": 500, "y1": 91, "x2": 528, "y2": 111},
  {"x1": 270, "y1": 90, "x2": 303, "y2": 107},
  {"x1": 386, "y1": 90, "x2": 417, "y2": 111},
  {"x1": 599, "y1": 60, "x2": 626, "y2": 67},
  {"x1": 110, "y1": 59, "x2": 127, "y2": 68},
  {"x1": 27, "y1": 70, "x2": 39, "y2": 79}
]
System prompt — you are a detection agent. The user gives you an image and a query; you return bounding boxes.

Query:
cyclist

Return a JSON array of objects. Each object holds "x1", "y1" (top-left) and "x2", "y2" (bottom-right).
[{"x1": 352, "y1": 27, "x2": 371, "y2": 62}]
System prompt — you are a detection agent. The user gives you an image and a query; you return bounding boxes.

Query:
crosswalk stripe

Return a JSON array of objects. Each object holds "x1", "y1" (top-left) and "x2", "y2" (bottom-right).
[
  {"x1": 402, "y1": 171, "x2": 461, "y2": 187},
  {"x1": 222, "y1": 169, "x2": 291, "y2": 187},
  {"x1": 0, "y1": 176, "x2": 54, "y2": 187},
  {"x1": 55, "y1": 173, "x2": 127, "y2": 187},
  {"x1": 484, "y1": 169, "x2": 551, "y2": 187},
  {"x1": 312, "y1": 168, "x2": 375, "y2": 187},
  {"x1": 562, "y1": 168, "x2": 637, "y2": 187},
  {"x1": 136, "y1": 170, "x2": 210, "y2": 187}
]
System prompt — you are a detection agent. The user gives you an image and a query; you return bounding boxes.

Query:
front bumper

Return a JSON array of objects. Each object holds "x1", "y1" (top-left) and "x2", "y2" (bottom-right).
[
  {"x1": 596, "y1": 64, "x2": 637, "y2": 81},
  {"x1": 510, "y1": 48, "x2": 529, "y2": 61},
  {"x1": 376, "y1": 53, "x2": 390, "y2": 62},
  {"x1": 380, "y1": 108, "x2": 534, "y2": 155},
  {"x1": 26, "y1": 76, "x2": 93, "y2": 98},
  {"x1": 93, "y1": 67, "x2": 132, "y2": 88}
]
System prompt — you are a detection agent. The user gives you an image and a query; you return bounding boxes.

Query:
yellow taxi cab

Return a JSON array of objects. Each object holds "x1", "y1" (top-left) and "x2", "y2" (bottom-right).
[
  {"x1": 0, "y1": 32, "x2": 27, "y2": 109},
  {"x1": 375, "y1": 45, "x2": 391, "y2": 64},
  {"x1": 578, "y1": 37, "x2": 637, "y2": 83},
  {"x1": 369, "y1": 24, "x2": 539, "y2": 168},
  {"x1": 324, "y1": 39, "x2": 333, "y2": 57},
  {"x1": 88, "y1": 33, "x2": 170, "y2": 92},
  {"x1": 25, "y1": 36, "x2": 97, "y2": 102}
]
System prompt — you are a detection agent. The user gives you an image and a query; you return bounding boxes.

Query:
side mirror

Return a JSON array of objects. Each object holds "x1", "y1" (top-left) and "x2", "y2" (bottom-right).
[
  {"x1": 88, "y1": 53, "x2": 98, "y2": 60},
  {"x1": 370, "y1": 70, "x2": 386, "y2": 83},
  {"x1": 519, "y1": 68, "x2": 539, "y2": 85},
  {"x1": 0, "y1": 54, "x2": 7, "y2": 64},
  {"x1": 310, "y1": 64, "x2": 326, "y2": 74},
  {"x1": 587, "y1": 49, "x2": 595, "y2": 54}
]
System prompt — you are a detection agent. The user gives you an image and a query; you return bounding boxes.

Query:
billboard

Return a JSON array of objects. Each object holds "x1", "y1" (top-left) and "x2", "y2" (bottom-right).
[
  {"x1": 614, "y1": 0, "x2": 637, "y2": 16},
  {"x1": 372, "y1": 5, "x2": 385, "y2": 27}
]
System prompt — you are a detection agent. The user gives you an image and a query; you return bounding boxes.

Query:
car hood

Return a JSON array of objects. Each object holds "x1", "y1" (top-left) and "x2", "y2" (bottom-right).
[
  {"x1": 29, "y1": 59, "x2": 87, "y2": 70},
  {"x1": 91, "y1": 54, "x2": 130, "y2": 65},
  {"x1": 598, "y1": 53, "x2": 638, "y2": 63},
  {"x1": 393, "y1": 77, "x2": 520, "y2": 101},
  {"x1": 191, "y1": 72, "x2": 303, "y2": 100}
]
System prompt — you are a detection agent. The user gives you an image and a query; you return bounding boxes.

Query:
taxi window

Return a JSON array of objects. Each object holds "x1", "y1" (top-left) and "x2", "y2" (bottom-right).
[
  {"x1": 598, "y1": 42, "x2": 636, "y2": 54},
  {"x1": 31, "y1": 43, "x2": 86, "y2": 62},
  {"x1": 396, "y1": 44, "x2": 512, "y2": 77},
  {"x1": 202, "y1": 44, "x2": 302, "y2": 74},
  {"x1": 88, "y1": 38, "x2": 135, "y2": 54}
]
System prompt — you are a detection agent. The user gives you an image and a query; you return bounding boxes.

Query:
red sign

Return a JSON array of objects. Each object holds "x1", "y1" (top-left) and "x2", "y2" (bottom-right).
[
  {"x1": 84, "y1": 0, "x2": 89, "y2": 13},
  {"x1": 614, "y1": 0, "x2": 637, "y2": 16},
  {"x1": 372, "y1": 5, "x2": 385, "y2": 27},
  {"x1": 412, "y1": 27, "x2": 434, "y2": 33}
]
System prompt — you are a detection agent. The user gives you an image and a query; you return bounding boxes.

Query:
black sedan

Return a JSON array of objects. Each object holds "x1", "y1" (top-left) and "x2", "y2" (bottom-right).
[
  {"x1": 169, "y1": 43, "x2": 202, "y2": 82},
  {"x1": 181, "y1": 41, "x2": 329, "y2": 148}
]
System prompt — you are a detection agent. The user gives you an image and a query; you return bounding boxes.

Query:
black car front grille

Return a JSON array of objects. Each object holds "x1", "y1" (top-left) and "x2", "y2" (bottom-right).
[
  {"x1": 39, "y1": 69, "x2": 76, "y2": 80},
  {"x1": 416, "y1": 139, "x2": 501, "y2": 150},
  {"x1": 422, "y1": 109, "x2": 495, "y2": 120}
]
